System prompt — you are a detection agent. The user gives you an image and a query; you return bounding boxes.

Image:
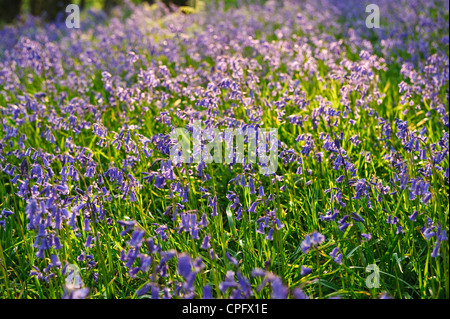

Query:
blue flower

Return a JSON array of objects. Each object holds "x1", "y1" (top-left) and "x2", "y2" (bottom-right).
[
  {"x1": 271, "y1": 278, "x2": 288, "y2": 299},
  {"x1": 202, "y1": 285, "x2": 213, "y2": 299},
  {"x1": 226, "y1": 252, "x2": 239, "y2": 266},
  {"x1": 338, "y1": 215, "x2": 350, "y2": 232},
  {"x1": 351, "y1": 212, "x2": 365, "y2": 224},
  {"x1": 129, "y1": 228, "x2": 145, "y2": 247},
  {"x1": 293, "y1": 288, "x2": 309, "y2": 299},
  {"x1": 409, "y1": 211, "x2": 418, "y2": 222},
  {"x1": 301, "y1": 235, "x2": 312, "y2": 253},
  {"x1": 248, "y1": 200, "x2": 259, "y2": 213},
  {"x1": 301, "y1": 231, "x2": 325, "y2": 254},
  {"x1": 266, "y1": 228, "x2": 274, "y2": 241},
  {"x1": 300, "y1": 265, "x2": 312, "y2": 276},
  {"x1": 361, "y1": 233, "x2": 372, "y2": 241},
  {"x1": 249, "y1": 177, "x2": 256, "y2": 194}
]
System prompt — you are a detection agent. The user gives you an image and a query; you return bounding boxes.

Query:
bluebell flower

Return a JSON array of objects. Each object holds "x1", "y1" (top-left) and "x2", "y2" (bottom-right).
[
  {"x1": 320, "y1": 209, "x2": 339, "y2": 221},
  {"x1": 202, "y1": 285, "x2": 213, "y2": 299},
  {"x1": 409, "y1": 211, "x2": 418, "y2": 222},
  {"x1": 63, "y1": 287, "x2": 89, "y2": 299},
  {"x1": 311, "y1": 231, "x2": 325, "y2": 246},
  {"x1": 351, "y1": 212, "x2": 365, "y2": 224},
  {"x1": 240, "y1": 174, "x2": 246, "y2": 187},
  {"x1": 248, "y1": 200, "x2": 258, "y2": 213},
  {"x1": 271, "y1": 278, "x2": 288, "y2": 299},
  {"x1": 336, "y1": 175, "x2": 344, "y2": 183},
  {"x1": 139, "y1": 255, "x2": 152, "y2": 273},
  {"x1": 330, "y1": 247, "x2": 343, "y2": 264},
  {"x1": 154, "y1": 175, "x2": 165, "y2": 189},
  {"x1": 151, "y1": 284, "x2": 159, "y2": 299},
  {"x1": 181, "y1": 184, "x2": 189, "y2": 203},
  {"x1": 117, "y1": 220, "x2": 136, "y2": 236},
  {"x1": 201, "y1": 235, "x2": 211, "y2": 250},
  {"x1": 266, "y1": 228, "x2": 274, "y2": 241},
  {"x1": 257, "y1": 222, "x2": 265, "y2": 234},
  {"x1": 136, "y1": 284, "x2": 150, "y2": 297},
  {"x1": 219, "y1": 270, "x2": 238, "y2": 293},
  {"x1": 334, "y1": 253, "x2": 343, "y2": 264},
  {"x1": 259, "y1": 185, "x2": 265, "y2": 197},
  {"x1": 84, "y1": 235, "x2": 93, "y2": 248},
  {"x1": 338, "y1": 215, "x2": 350, "y2": 232},
  {"x1": 361, "y1": 233, "x2": 372, "y2": 241},
  {"x1": 236, "y1": 271, "x2": 253, "y2": 297},
  {"x1": 293, "y1": 288, "x2": 309, "y2": 299},
  {"x1": 226, "y1": 252, "x2": 239, "y2": 266},
  {"x1": 49, "y1": 254, "x2": 61, "y2": 269},
  {"x1": 301, "y1": 235, "x2": 312, "y2": 253},
  {"x1": 177, "y1": 254, "x2": 193, "y2": 279},
  {"x1": 249, "y1": 177, "x2": 256, "y2": 194},
  {"x1": 300, "y1": 265, "x2": 312, "y2": 276},
  {"x1": 301, "y1": 231, "x2": 325, "y2": 254},
  {"x1": 423, "y1": 227, "x2": 436, "y2": 241},
  {"x1": 431, "y1": 241, "x2": 440, "y2": 258},
  {"x1": 229, "y1": 192, "x2": 240, "y2": 208},
  {"x1": 129, "y1": 228, "x2": 145, "y2": 247}
]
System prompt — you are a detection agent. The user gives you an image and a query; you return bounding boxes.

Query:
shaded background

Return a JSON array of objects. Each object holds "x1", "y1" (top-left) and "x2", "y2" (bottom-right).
[{"x1": 0, "y1": 0, "x2": 197, "y2": 24}]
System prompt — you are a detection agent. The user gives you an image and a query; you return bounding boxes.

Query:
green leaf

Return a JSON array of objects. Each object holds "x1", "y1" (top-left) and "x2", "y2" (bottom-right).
[{"x1": 226, "y1": 203, "x2": 238, "y2": 239}]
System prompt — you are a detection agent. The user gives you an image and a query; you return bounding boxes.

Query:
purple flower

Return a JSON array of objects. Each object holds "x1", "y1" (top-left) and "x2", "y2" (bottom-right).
[
  {"x1": 136, "y1": 284, "x2": 150, "y2": 297},
  {"x1": 154, "y1": 175, "x2": 165, "y2": 189},
  {"x1": 129, "y1": 228, "x2": 145, "y2": 247},
  {"x1": 334, "y1": 253, "x2": 343, "y2": 264},
  {"x1": 311, "y1": 231, "x2": 325, "y2": 245},
  {"x1": 240, "y1": 174, "x2": 246, "y2": 187},
  {"x1": 338, "y1": 215, "x2": 350, "y2": 232},
  {"x1": 431, "y1": 241, "x2": 440, "y2": 258},
  {"x1": 201, "y1": 235, "x2": 210, "y2": 250},
  {"x1": 84, "y1": 235, "x2": 93, "y2": 248},
  {"x1": 248, "y1": 200, "x2": 258, "y2": 213},
  {"x1": 329, "y1": 247, "x2": 343, "y2": 264},
  {"x1": 266, "y1": 228, "x2": 274, "y2": 241},
  {"x1": 259, "y1": 185, "x2": 265, "y2": 197},
  {"x1": 301, "y1": 235, "x2": 312, "y2": 254},
  {"x1": 202, "y1": 285, "x2": 213, "y2": 299},
  {"x1": 409, "y1": 211, "x2": 419, "y2": 222},
  {"x1": 320, "y1": 209, "x2": 339, "y2": 221},
  {"x1": 63, "y1": 287, "x2": 89, "y2": 299},
  {"x1": 219, "y1": 271, "x2": 238, "y2": 293},
  {"x1": 271, "y1": 278, "x2": 288, "y2": 299},
  {"x1": 300, "y1": 265, "x2": 312, "y2": 276},
  {"x1": 301, "y1": 231, "x2": 325, "y2": 254},
  {"x1": 351, "y1": 212, "x2": 365, "y2": 224},
  {"x1": 226, "y1": 252, "x2": 239, "y2": 266},
  {"x1": 293, "y1": 288, "x2": 309, "y2": 299},
  {"x1": 177, "y1": 254, "x2": 193, "y2": 279},
  {"x1": 249, "y1": 177, "x2": 256, "y2": 194},
  {"x1": 208, "y1": 195, "x2": 218, "y2": 216}
]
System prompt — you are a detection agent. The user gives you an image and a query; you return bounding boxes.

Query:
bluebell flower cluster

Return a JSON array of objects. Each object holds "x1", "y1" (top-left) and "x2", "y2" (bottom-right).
[{"x1": 0, "y1": 0, "x2": 447, "y2": 300}]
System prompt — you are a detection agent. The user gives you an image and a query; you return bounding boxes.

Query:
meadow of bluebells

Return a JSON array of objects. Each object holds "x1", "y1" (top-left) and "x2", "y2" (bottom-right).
[{"x1": 0, "y1": 0, "x2": 448, "y2": 300}]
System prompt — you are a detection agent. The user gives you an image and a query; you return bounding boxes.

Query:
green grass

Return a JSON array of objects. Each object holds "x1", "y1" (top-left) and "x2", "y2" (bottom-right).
[{"x1": 0, "y1": 1, "x2": 448, "y2": 299}]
